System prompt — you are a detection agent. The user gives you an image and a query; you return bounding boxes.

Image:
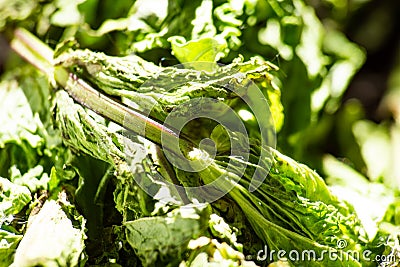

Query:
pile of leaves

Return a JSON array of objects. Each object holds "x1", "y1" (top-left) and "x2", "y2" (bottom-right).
[{"x1": 0, "y1": 0, "x2": 399, "y2": 266}]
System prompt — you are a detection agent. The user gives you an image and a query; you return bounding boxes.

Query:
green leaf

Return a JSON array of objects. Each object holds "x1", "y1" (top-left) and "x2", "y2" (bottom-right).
[
  {"x1": 10, "y1": 165, "x2": 49, "y2": 193},
  {"x1": 168, "y1": 36, "x2": 228, "y2": 63},
  {"x1": 0, "y1": 177, "x2": 31, "y2": 217},
  {"x1": 124, "y1": 205, "x2": 211, "y2": 266},
  {"x1": 0, "y1": 229, "x2": 22, "y2": 267},
  {"x1": 0, "y1": 75, "x2": 42, "y2": 149},
  {"x1": 11, "y1": 198, "x2": 86, "y2": 267},
  {"x1": 190, "y1": 145, "x2": 370, "y2": 266},
  {"x1": 50, "y1": 0, "x2": 85, "y2": 27}
]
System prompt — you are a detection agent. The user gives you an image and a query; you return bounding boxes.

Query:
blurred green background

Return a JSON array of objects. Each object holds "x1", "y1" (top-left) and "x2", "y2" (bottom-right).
[{"x1": 306, "y1": 0, "x2": 400, "y2": 168}]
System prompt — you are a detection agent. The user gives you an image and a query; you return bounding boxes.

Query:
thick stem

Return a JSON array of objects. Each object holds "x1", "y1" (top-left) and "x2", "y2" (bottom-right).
[{"x1": 11, "y1": 28, "x2": 53, "y2": 75}]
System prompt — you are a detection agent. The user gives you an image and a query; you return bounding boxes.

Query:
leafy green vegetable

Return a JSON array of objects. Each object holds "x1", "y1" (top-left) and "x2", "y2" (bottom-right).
[
  {"x1": 54, "y1": 47, "x2": 279, "y2": 119},
  {"x1": 0, "y1": 72, "x2": 46, "y2": 176},
  {"x1": 189, "y1": 145, "x2": 369, "y2": 266},
  {"x1": 125, "y1": 204, "x2": 210, "y2": 266},
  {"x1": 8, "y1": 27, "x2": 377, "y2": 266},
  {"x1": 0, "y1": 177, "x2": 30, "y2": 219},
  {"x1": 50, "y1": 37, "x2": 372, "y2": 265},
  {"x1": 11, "y1": 196, "x2": 86, "y2": 267},
  {"x1": 0, "y1": 0, "x2": 396, "y2": 266},
  {"x1": 0, "y1": 229, "x2": 22, "y2": 267}
]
